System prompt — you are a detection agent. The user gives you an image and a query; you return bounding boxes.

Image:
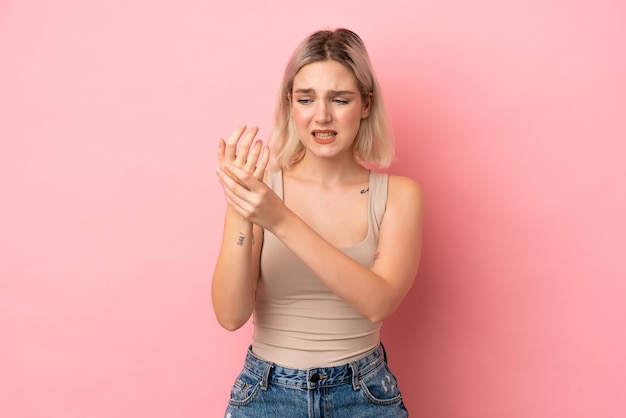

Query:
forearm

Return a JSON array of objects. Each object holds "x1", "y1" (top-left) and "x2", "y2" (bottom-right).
[
  {"x1": 214, "y1": 165, "x2": 422, "y2": 324},
  {"x1": 271, "y1": 213, "x2": 398, "y2": 323},
  {"x1": 211, "y1": 207, "x2": 259, "y2": 330}
]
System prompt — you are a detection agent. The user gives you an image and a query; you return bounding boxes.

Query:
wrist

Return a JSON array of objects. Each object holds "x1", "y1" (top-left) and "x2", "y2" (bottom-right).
[
  {"x1": 268, "y1": 208, "x2": 298, "y2": 241},
  {"x1": 225, "y1": 206, "x2": 252, "y2": 224}
]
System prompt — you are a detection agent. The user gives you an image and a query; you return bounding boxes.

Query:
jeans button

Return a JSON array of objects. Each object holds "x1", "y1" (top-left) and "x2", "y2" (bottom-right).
[{"x1": 310, "y1": 372, "x2": 320, "y2": 383}]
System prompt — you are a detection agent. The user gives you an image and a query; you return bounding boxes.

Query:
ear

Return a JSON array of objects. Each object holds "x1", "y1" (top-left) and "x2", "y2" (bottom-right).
[{"x1": 361, "y1": 93, "x2": 373, "y2": 119}]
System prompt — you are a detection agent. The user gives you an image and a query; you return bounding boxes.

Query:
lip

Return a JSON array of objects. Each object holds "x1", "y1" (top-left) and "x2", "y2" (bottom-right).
[{"x1": 311, "y1": 129, "x2": 337, "y2": 144}]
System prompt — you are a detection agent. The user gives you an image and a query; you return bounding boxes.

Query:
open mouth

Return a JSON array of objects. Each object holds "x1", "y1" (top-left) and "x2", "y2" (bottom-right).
[{"x1": 312, "y1": 130, "x2": 337, "y2": 143}]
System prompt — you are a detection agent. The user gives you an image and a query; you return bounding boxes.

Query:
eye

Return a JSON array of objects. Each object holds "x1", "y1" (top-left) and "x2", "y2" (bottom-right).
[
  {"x1": 332, "y1": 98, "x2": 349, "y2": 105},
  {"x1": 297, "y1": 98, "x2": 312, "y2": 105}
]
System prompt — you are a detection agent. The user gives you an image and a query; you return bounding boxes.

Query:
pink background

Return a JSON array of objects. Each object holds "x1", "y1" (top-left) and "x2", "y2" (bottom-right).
[{"x1": 1, "y1": 1, "x2": 625, "y2": 417}]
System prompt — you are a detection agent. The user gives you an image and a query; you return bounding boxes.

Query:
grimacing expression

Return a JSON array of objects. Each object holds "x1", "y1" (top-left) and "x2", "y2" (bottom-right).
[{"x1": 291, "y1": 60, "x2": 370, "y2": 160}]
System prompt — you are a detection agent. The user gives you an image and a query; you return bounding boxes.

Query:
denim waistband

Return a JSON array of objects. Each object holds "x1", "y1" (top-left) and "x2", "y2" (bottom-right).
[{"x1": 243, "y1": 344, "x2": 387, "y2": 391}]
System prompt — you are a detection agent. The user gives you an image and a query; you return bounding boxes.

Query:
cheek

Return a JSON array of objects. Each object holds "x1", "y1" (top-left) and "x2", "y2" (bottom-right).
[
  {"x1": 338, "y1": 108, "x2": 364, "y2": 128},
  {"x1": 291, "y1": 106, "x2": 309, "y2": 127}
]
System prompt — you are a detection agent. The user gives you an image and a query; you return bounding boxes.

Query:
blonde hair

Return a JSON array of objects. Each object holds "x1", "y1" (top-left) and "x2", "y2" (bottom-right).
[{"x1": 271, "y1": 28, "x2": 394, "y2": 169}]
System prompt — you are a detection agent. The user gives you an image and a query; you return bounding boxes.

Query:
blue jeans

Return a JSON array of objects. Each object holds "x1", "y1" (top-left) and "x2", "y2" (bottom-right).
[{"x1": 224, "y1": 344, "x2": 408, "y2": 417}]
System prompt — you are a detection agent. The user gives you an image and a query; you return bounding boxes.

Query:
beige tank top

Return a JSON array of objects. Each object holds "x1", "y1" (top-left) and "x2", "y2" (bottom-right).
[{"x1": 252, "y1": 169, "x2": 388, "y2": 368}]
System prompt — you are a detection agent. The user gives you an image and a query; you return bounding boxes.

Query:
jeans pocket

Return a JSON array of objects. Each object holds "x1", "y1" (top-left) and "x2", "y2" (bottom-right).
[
  {"x1": 228, "y1": 368, "x2": 262, "y2": 406},
  {"x1": 359, "y1": 363, "x2": 404, "y2": 406}
]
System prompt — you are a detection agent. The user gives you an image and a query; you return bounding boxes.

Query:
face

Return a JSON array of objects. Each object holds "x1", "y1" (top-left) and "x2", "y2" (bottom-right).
[{"x1": 290, "y1": 60, "x2": 370, "y2": 161}]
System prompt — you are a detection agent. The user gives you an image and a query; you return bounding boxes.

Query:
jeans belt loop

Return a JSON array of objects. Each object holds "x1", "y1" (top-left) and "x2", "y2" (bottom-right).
[
  {"x1": 380, "y1": 342, "x2": 388, "y2": 364},
  {"x1": 349, "y1": 361, "x2": 360, "y2": 390},
  {"x1": 260, "y1": 362, "x2": 273, "y2": 390}
]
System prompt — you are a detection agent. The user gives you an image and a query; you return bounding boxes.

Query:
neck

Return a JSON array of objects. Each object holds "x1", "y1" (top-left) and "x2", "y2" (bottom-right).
[{"x1": 288, "y1": 152, "x2": 367, "y2": 185}]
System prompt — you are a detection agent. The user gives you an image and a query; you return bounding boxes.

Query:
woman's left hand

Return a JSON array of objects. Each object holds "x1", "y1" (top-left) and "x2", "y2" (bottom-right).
[
  {"x1": 216, "y1": 164, "x2": 288, "y2": 231},
  {"x1": 217, "y1": 126, "x2": 268, "y2": 181}
]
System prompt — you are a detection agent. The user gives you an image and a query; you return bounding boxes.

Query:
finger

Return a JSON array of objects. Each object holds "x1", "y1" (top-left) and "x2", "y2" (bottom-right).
[
  {"x1": 223, "y1": 164, "x2": 254, "y2": 188},
  {"x1": 253, "y1": 146, "x2": 270, "y2": 180},
  {"x1": 244, "y1": 140, "x2": 263, "y2": 173},
  {"x1": 217, "y1": 138, "x2": 226, "y2": 167},
  {"x1": 217, "y1": 175, "x2": 247, "y2": 215},
  {"x1": 216, "y1": 170, "x2": 255, "y2": 216},
  {"x1": 224, "y1": 164, "x2": 266, "y2": 193},
  {"x1": 225, "y1": 163, "x2": 270, "y2": 195},
  {"x1": 234, "y1": 126, "x2": 259, "y2": 167},
  {"x1": 221, "y1": 166, "x2": 250, "y2": 190},
  {"x1": 224, "y1": 125, "x2": 246, "y2": 162}
]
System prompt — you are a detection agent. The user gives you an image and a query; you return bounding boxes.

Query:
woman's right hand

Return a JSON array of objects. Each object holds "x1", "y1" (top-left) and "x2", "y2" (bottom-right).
[{"x1": 217, "y1": 125, "x2": 268, "y2": 182}]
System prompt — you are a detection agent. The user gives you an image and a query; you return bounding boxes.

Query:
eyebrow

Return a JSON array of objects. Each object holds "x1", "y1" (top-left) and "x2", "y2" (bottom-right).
[{"x1": 293, "y1": 88, "x2": 358, "y2": 96}]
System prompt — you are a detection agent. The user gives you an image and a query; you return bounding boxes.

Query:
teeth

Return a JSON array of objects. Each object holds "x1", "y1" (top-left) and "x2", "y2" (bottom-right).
[{"x1": 314, "y1": 132, "x2": 335, "y2": 139}]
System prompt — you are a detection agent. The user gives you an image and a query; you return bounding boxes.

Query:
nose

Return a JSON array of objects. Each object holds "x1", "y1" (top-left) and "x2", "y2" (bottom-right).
[{"x1": 315, "y1": 101, "x2": 332, "y2": 124}]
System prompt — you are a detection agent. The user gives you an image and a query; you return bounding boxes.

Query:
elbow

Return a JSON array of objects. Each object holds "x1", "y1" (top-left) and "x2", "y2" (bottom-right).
[
  {"x1": 212, "y1": 301, "x2": 251, "y2": 331},
  {"x1": 221, "y1": 322, "x2": 245, "y2": 332},
  {"x1": 364, "y1": 307, "x2": 394, "y2": 324},
  {"x1": 363, "y1": 299, "x2": 401, "y2": 324},
  {"x1": 366, "y1": 312, "x2": 389, "y2": 325},
  {"x1": 215, "y1": 315, "x2": 248, "y2": 332},
  {"x1": 211, "y1": 289, "x2": 254, "y2": 331}
]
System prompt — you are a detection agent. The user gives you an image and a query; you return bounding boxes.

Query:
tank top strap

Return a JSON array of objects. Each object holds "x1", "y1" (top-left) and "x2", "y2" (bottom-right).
[
  {"x1": 266, "y1": 169, "x2": 284, "y2": 199},
  {"x1": 368, "y1": 171, "x2": 389, "y2": 233}
]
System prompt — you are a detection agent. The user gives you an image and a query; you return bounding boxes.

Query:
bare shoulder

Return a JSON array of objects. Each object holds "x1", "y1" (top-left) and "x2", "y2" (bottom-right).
[
  {"x1": 374, "y1": 174, "x2": 423, "y2": 283},
  {"x1": 387, "y1": 174, "x2": 423, "y2": 208},
  {"x1": 379, "y1": 174, "x2": 423, "y2": 236}
]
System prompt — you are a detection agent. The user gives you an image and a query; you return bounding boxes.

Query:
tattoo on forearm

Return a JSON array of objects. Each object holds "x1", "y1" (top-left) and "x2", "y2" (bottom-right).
[{"x1": 236, "y1": 232, "x2": 255, "y2": 246}]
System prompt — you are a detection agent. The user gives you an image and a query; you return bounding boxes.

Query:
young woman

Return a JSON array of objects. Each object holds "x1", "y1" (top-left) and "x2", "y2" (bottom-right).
[{"x1": 213, "y1": 28, "x2": 423, "y2": 417}]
